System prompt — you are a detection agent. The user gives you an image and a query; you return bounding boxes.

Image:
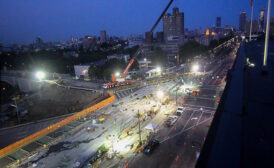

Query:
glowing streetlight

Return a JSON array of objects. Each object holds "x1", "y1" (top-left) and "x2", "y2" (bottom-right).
[
  {"x1": 192, "y1": 64, "x2": 199, "y2": 73},
  {"x1": 144, "y1": 58, "x2": 147, "y2": 62},
  {"x1": 35, "y1": 71, "x2": 45, "y2": 80},
  {"x1": 156, "y1": 90, "x2": 164, "y2": 99},
  {"x1": 115, "y1": 72, "x2": 120, "y2": 77},
  {"x1": 156, "y1": 67, "x2": 161, "y2": 73}
]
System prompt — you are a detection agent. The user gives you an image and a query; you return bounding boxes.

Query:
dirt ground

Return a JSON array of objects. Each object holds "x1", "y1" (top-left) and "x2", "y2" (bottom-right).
[{"x1": 1, "y1": 84, "x2": 105, "y2": 127}]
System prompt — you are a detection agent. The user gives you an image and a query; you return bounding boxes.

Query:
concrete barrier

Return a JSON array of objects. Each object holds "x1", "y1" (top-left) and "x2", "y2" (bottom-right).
[{"x1": 0, "y1": 92, "x2": 115, "y2": 159}]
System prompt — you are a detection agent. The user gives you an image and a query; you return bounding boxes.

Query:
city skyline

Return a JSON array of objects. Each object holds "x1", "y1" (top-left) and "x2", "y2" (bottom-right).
[{"x1": 0, "y1": 0, "x2": 273, "y2": 45}]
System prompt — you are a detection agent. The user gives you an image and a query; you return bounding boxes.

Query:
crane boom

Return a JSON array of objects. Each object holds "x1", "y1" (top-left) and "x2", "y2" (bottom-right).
[
  {"x1": 122, "y1": 0, "x2": 174, "y2": 78},
  {"x1": 103, "y1": 0, "x2": 174, "y2": 89},
  {"x1": 150, "y1": 0, "x2": 174, "y2": 33},
  {"x1": 122, "y1": 58, "x2": 135, "y2": 78},
  {"x1": 132, "y1": 0, "x2": 174, "y2": 58}
]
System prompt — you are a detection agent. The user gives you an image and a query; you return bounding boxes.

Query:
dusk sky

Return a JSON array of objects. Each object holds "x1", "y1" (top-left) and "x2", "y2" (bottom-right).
[{"x1": 0, "y1": 0, "x2": 273, "y2": 45}]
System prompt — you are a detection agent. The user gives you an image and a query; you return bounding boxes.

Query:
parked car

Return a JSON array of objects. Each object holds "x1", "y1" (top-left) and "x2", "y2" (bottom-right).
[
  {"x1": 165, "y1": 115, "x2": 178, "y2": 127},
  {"x1": 192, "y1": 141, "x2": 202, "y2": 150},
  {"x1": 143, "y1": 139, "x2": 160, "y2": 154},
  {"x1": 176, "y1": 106, "x2": 184, "y2": 116}
]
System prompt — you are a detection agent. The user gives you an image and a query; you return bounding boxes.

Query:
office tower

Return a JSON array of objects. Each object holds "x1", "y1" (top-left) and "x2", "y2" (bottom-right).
[
  {"x1": 216, "y1": 17, "x2": 221, "y2": 28},
  {"x1": 245, "y1": 20, "x2": 259, "y2": 33},
  {"x1": 239, "y1": 12, "x2": 247, "y2": 32},
  {"x1": 156, "y1": 32, "x2": 164, "y2": 43},
  {"x1": 163, "y1": 7, "x2": 184, "y2": 42},
  {"x1": 259, "y1": 9, "x2": 265, "y2": 32},
  {"x1": 145, "y1": 32, "x2": 153, "y2": 43},
  {"x1": 100, "y1": 30, "x2": 107, "y2": 43}
]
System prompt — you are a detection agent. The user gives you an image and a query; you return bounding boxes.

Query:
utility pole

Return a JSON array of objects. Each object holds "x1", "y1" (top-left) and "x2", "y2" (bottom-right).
[
  {"x1": 214, "y1": 87, "x2": 220, "y2": 109},
  {"x1": 137, "y1": 110, "x2": 142, "y2": 145},
  {"x1": 175, "y1": 87, "x2": 180, "y2": 106},
  {"x1": 12, "y1": 95, "x2": 20, "y2": 124},
  {"x1": 263, "y1": 0, "x2": 272, "y2": 70}
]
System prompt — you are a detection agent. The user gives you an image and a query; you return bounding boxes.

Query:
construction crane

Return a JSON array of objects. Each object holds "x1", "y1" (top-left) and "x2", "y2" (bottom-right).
[
  {"x1": 103, "y1": 58, "x2": 135, "y2": 89},
  {"x1": 103, "y1": 0, "x2": 174, "y2": 89}
]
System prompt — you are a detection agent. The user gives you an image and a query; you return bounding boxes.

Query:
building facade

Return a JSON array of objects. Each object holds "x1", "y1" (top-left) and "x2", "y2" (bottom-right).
[
  {"x1": 245, "y1": 20, "x2": 259, "y2": 33},
  {"x1": 145, "y1": 32, "x2": 153, "y2": 43},
  {"x1": 82, "y1": 36, "x2": 97, "y2": 51},
  {"x1": 216, "y1": 17, "x2": 221, "y2": 28},
  {"x1": 239, "y1": 12, "x2": 247, "y2": 32},
  {"x1": 159, "y1": 42, "x2": 180, "y2": 65},
  {"x1": 163, "y1": 7, "x2": 184, "y2": 43},
  {"x1": 100, "y1": 30, "x2": 107, "y2": 43},
  {"x1": 259, "y1": 9, "x2": 265, "y2": 32},
  {"x1": 270, "y1": 18, "x2": 274, "y2": 35},
  {"x1": 74, "y1": 65, "x2": 90, "y2": 78}
]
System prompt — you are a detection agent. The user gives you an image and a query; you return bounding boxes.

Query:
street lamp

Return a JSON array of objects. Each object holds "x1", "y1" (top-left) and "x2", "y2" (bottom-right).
[
  {"x1": 115, "y1": 72, "x2": 120, "y2": 77},
  {"x1": 144, "y1": 58, "x2": 147, "y2": 62},
  {"x1": 192, "y1": 64, "x2": 199, "y2": 73},
  {"x1": 156, "y1": 66, "x2": 161, "y2": 73},
  {"x1": 156, "y1": 90, "x2": 164, "y2": 99},
  {"x1": 35, "y1": 71, "x2": 45, "y2": 81}
]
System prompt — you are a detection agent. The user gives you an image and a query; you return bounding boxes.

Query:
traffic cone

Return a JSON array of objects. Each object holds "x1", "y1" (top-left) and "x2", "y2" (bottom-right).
[
  {"x1": 124, "y1": 160, "x2": 129, "y2": 168},
  {"x1": 175, "y1": 155, "x2": 180, "y2": 164}
]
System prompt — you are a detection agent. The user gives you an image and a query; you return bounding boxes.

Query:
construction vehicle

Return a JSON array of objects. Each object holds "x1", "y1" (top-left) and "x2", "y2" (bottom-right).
[
  {"x1": 161, "y1": 96, "x2": 170, "y2": 105},
  {"x1": 103, "y1": 0, "x2": 174, "y2": 89},
  {"x1": 102, "y1": 58, "x2": 135, "y2": 89},
  {"x1": 148, "y1": 105, "x2": 160, "y2": 116},
  {"x1": 192, "y1": 89, "x2": 200, "y2": 96}
]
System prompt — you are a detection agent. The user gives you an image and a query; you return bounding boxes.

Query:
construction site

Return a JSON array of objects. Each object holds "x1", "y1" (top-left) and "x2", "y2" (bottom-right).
[{"x1": 1, "y1": 83, "x2": 103, "y2": 128}]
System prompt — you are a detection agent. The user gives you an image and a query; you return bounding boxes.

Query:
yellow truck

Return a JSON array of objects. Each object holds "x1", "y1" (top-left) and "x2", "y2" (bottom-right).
[
  {"x1": 148, "y1": 105, "x2": 160, "y2": 116},
  {"x1": 192, "y1": 89, "x2": 200, "y2": 96},
  {"x1": 161, "y1": 96, "x2": 170, "y2": 105}
]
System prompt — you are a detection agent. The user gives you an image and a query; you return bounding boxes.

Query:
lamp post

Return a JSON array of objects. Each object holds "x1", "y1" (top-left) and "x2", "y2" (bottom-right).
[
  {"x1": 115, "y1": 72, "x2": 120, "y2": 77},
  {"x1": 175, "y1": 87, "x2": 180, "y2": 106},
  {"x1": 192, "y1": 64, "x2": 199, "y2": 74},
  {"x1": 137, "y1": 110, "x2": 142, "y2": 145},
  {"x1": 263, "y1": 0, "x2": 272, "y2": 71},
  {"x1": 12, "y1": 95, "x2": 20, "y2": 123},
  {"x1": 156, "y1": 66, "x2": 161, "y2": 85},
  {"x1": 35, "y1": 71, "x2": 45, "y2": 81},
  {"x1": 156, "y1": 90, "x2": 164, "y2": 100}
]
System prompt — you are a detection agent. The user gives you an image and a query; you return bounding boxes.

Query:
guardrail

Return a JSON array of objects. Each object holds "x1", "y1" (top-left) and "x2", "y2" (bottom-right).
[{"x1": 0, "y1": 92, "x2": 116, "y2": 159}]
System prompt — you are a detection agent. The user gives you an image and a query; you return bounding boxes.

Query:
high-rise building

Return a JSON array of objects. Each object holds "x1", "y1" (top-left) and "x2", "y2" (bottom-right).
[
  {"x1": 163, "y1": 7, "x2": 184, "y2": 42},
  {"x1": 239, "y1": 12, "x2": 247, "y2": 32},
  {"x1": 83, "y1": 35, "x2": 97, "y2": 51},
  {"x1": 156, "y1": 32, "x2": 164, "y2": 43},
  {"x1": 259, "y1": 9, "x2": 265, "y2": 32},
  {"x1": 245, "y1": 20, "x2": 259, "y2": 33},
  {"x1": 216, "y1": 17, "x2": 221, "y2": 28},
  {"x1": 270, "y1": 18, "x2": 274, "y2": 35},
  {"x1": 145, "y1": 32, "x2": 153, "y2": 43},
  {"x1": 100, "y1": 30, "x2": 107, "y2": 43}
]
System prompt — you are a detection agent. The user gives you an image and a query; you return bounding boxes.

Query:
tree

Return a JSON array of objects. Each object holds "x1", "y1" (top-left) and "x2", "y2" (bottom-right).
[
  {"x1": 88, "y1": 66, "x2": 97, "y2": 79},
  {"x1": 151, "y1": 47, "x2": 167, "y2": 66},
  {"x1": 179, "y1": 41, "x2": 208, "y2": 63}
]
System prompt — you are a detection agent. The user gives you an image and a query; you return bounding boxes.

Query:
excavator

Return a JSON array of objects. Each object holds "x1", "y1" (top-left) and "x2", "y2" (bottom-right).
[{"x1": 102, "y1": 0, "x2": 174, "y2": 89}]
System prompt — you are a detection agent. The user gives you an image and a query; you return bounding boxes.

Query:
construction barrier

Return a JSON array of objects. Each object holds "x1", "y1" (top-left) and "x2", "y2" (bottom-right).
[{"x1": 0, "y1": 92, "x2": 116, "y2": 159}]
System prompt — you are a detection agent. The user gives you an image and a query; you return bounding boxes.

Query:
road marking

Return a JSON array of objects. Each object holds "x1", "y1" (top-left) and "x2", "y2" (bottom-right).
[
  {"x1": 183, "y1": 104, "x2": 216, "y2": 110},
  {"x1": 196, "y1": 111, "x2": 204, "y2": 126},
  {"x1": 161, "y1": 116, "x2": 213, "y2": 143},
  {"x1": 182, "y1": 110, "x2": 196, "y2": 131}
]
